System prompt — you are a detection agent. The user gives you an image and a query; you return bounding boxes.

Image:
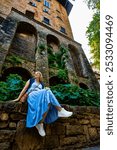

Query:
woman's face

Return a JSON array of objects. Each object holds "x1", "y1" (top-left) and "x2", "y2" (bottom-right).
[{"x1": 34, "y1": 71, "x2": 41, "y2": 78}]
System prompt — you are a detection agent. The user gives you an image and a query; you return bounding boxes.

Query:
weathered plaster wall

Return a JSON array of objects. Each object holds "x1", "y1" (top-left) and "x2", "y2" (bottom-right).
[{"x1": 0, "y1": 102, "x2": 100, "y2": 150}]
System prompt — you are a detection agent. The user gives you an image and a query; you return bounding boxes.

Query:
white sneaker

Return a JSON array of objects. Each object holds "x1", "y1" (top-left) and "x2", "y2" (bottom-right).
[
  {"x1": 36, "y1": 123, "x2": 46, "y2": 137},
  {"x1": 58, "y1": 108, "x2": 73, "y2": 117}
]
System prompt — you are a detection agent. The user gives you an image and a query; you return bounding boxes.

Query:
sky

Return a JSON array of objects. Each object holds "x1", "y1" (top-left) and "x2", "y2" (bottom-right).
[{"x1": 68, "y1": 0, "x2": 94, "y2": 61}]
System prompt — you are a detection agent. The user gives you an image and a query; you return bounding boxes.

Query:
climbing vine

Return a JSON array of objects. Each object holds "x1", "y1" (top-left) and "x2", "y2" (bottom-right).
[{"x1": 47, "y1": 45, "x2": 69, "y2": 83}]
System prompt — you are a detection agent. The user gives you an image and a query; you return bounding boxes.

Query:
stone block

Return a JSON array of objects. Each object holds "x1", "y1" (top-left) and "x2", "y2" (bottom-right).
[
  {"x1": 10, "y1": 113, "x2": 25, "y2": 121},
  {"x1": 88, "y1": 128, "x2": 98, "y2": 141},
  {"x1": 0, "y1": 121, "x2": 8, "y2": 128},
  {"x1": 0, "y1": 130, "x2": 16, "y2": 142},
  {"x1": 0, "y1": 112, "x2": 9, "y2": 121},
  {"x1": 79, "y1": 119, "x2": 90, "y2": 125},
  {"x1": 0, "y1": 142, "x2": 11, "y2": 150},
  {"x1": 66, "y1": 125, "x2": 84, "y2": 135},
  {"x1": 51, "y1": 123, "x2": 65, "y2": 135},
  {"x1": 90, "y1": 119, "x2": 100, "y2": 127},
  {"x1": 45, "y1": 136, "x2": 59, "y2": 148},
  {"x1": 60, "y1": 136, "x2": 78, "y2": 146},
  {"x1": 13, "y1": 126, "x2": 45, "y2": 150},
  {"x1": 9, "y1": 122, "x2": 17, "y2": 129},
  {"x1": 67, "y1": 118, "x2": 80, "y2": 125},
  {"x1": 83, "y1": 125, "x2": 90, "y2": 141}
]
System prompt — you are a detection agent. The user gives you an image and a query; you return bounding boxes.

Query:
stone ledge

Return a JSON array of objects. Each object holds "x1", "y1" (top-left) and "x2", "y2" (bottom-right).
[
  {"x1": 0, "y1": 101, "x2": 100, "y2": 150},
  {"x1": 0, "y1": 101, "x2": 100, "y2": 115}
]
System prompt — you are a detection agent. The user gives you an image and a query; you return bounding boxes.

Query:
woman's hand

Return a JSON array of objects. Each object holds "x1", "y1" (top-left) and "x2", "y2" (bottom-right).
[
  {"x1": 12, "y1": 98, "x2": 20, "y2": 102},
  {"x1": 45, "y1": 87, "x2": 50, "y2": 90}
]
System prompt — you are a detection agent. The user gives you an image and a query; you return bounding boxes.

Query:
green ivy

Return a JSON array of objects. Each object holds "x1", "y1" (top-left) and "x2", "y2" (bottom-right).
[
  {"x1": 36, "y1": 43, "x2": 46, "y2": 55},
  {"x1": 47, "y1": 45, "x2": 69, "y2": 83},
  {"x1": 47, "y1": 45, "x2": 68, "y2": 69},
  {"x1": 51, "y1": 84, "x2": 100, "y2": 107},
  {"x1": 57, "y1": 69, "x2": 68, "y2": 81},
  {"x1": 0, "y1": 74, "x2": 25, "y2": 101},
  {"x1": 0, "y1": 74, "x2": 100, "y2": 106},
  {"x1": 6, "y1": 55, "x2": 22, "y2": 65}
]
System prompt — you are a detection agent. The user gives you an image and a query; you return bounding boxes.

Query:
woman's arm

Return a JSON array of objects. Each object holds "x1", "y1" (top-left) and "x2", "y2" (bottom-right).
[{"x1": 13, "y1": 80, "x2": 30, "y2": 102}]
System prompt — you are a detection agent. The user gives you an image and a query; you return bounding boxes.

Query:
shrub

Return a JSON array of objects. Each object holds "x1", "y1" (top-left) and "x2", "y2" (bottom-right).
[
  {"x1": 51, "y1": 84, "x2": 100, "y2": 107},
  {"x1": 0, "y1": 74, "x2": 25, "y2": 101},
  {"x1": 0, "y1": 74, "x2": 100, "y2": 107}
]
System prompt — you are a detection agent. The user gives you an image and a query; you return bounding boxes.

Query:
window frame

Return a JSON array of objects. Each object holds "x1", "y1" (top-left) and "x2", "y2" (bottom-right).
[
  {"x1": 25, "y1": 10, "x2": 35, "y2": 19},
  {"x1": 44, "y1": 0, "x2": 50, "y2": 8},
  {"x1": 43, "y1": 17, "x2": 50, "y2": 25},
  {"x1": 60, "y1": 27, "x2": 66, "y2": 34},
  {"x1": 29, "y1": 1, "x2": 37, "y2": 7},
  {"x1": 43, "y1": 8, "x2": 49, "y2": 14}
]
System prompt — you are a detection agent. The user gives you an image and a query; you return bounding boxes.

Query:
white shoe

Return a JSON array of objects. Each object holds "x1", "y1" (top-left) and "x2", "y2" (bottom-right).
[
  {"x1": 36, "y1": 123, "x2": 46, "y2": 137},
  {"x1": 58, "y1": 108, "x2": 73, "y2": 117}
]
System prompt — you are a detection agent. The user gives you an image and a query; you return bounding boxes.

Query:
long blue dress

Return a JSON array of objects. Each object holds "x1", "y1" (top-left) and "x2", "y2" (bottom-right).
[{"x1": 26, "y1": 80, "x2": 61, "y2": 128}]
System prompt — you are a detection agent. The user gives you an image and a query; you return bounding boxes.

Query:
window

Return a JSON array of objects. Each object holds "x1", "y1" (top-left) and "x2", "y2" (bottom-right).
[
  {"x1": 29, "y1": 1, "x2": 37, "y2": 7},
  {"x1": 43, "y1": 8, "x2": 49, "y2": 13},
  {"x1": 26, "y1": 10, "x2": 35, "y2": 19},
  {"x1": 44, "y1": 0, "x2": 50, "y2": 8},
  {"x1": 57, "y1": 16, "x2": 63, "y2": 21},
  {"x1": 56, "y1": 9, "x2": 60, "y2": 13},
  {"x1": 43, "y1": 17, "x2": 50, "y2": 25},
  {"x1": 60, "y1": 27, "x2": 66, "y2": 33}
]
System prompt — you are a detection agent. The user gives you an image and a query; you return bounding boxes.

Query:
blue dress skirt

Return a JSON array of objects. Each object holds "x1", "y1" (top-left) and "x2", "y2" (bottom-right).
[{"x1": 26, "y1": 81, "x2": 61, "y2": 128}]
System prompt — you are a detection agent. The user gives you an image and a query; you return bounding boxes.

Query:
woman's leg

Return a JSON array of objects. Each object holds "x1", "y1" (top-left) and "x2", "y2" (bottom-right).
[
  {"x1": 47, "y1": 90, "x2": 73, "y2": 117},
  {"x1": 40, "y1": 103, "x2": 52, "y2": 123}
]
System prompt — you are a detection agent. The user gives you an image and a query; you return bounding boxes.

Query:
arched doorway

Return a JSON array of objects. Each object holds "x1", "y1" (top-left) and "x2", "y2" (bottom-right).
[
  {"x1": 68, "y1": 44, "x2": 83, "y2": 77},
  {"x1": 9, "y1": 22, "x2": 37, "y2": 62},
  {"x1": 47, "y1": 34, "x2": 60, "y2": 53},
  {"x1": 1, "y1": 67, "x2": 32, "y2": 81},
  {"x1": 79, "y1": 82, "x2": 89, "y2": 90},
  {"x1": 49, "y1": 76, "x2": 66, "y2": 86}
]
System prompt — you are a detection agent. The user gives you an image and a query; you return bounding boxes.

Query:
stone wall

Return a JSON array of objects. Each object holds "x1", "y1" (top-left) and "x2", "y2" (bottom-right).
[
  {"x1": 0, "y1": 9, "x2": 99, "y2": 90},
  {"x1": 0, "y1": 102, "x2": 100, "y2": 150}
]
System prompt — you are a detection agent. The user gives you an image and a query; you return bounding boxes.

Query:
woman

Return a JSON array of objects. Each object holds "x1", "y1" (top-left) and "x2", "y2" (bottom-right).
[{"x1": 14, "y1": 71, "x2": 73, "y2": 136}]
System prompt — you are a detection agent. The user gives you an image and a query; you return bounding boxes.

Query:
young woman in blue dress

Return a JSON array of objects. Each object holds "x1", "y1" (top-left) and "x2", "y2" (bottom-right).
[{"x1": 14, "y1": 71, "x2": 73, "y2": 136}]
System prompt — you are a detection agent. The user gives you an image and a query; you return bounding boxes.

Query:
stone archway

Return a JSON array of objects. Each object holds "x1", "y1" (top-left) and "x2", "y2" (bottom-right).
[
  {"x1": 47, "y1": 34, "x2": 60, "y2": 53},
  {"x1": 68, "y1": 44, "x2": 83, "y2": 77},
  {"x1": 1, "y1": 67, "x2": 32, "y2": 81},
  {"x1": 79, "y1": 82, "x2": 89, "y2": 90},
  {"x1": 8, "y1": 21, "x2": 37, "y2": 62},
  {"x1": 49, "y1": 76, "x2": 66, "y2": 86}
]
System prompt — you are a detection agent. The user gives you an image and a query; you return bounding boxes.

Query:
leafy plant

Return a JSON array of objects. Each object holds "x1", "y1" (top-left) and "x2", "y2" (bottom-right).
[
  {"x1": 0, "y1": 74, "x2": 100, "y2": 107},
  {"x1": 0, "y1": 74, "x2": 25, "y2": 101},
  {"x1": 6, "y1": 55, "x2": 22, "y2": 65},
  {"x1": 85, "y1": 0, "x2": 100, "y2": 70},
  {"x1": 47, "y1": 45, "x2": 68, "y2": 69},
  {"x1": 47, "y1": 45, "x2": 69, "y2": 83},
  {"x1": 57, "y1": 69, "x2": 68, "y2": 81},
  {"x1": 36, "y1": 43, "x2": 46, "y2": 55},
  {"x1": 51, "y1": 84, "x2": 100, "y2": 106}
]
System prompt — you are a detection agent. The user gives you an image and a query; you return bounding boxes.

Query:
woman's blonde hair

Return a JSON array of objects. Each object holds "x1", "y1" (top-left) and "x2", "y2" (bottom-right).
[{"x1": 34, "y1": 71, "x2": 43, "y2": 82}]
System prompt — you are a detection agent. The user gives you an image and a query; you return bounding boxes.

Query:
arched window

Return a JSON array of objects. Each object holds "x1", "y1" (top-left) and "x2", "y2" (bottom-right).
[
  {"x1": 9, "y1": 22, "x2": 37, "y2": 62},
  {"x1": 47, "y1": 34, "x2": 60, "y2": 52},
  {"x1": 1, "y1": 67, "x2": 32, "y2": 81},
  {"x1": 68, "y1": 44, "x2": 83, "y2": 77},
  {"x1": 49, "y1": 76, "x2": 66, "y2": 86},
  {"x1": 79, "y1": 82, "x2": 89, "y2": 90}
]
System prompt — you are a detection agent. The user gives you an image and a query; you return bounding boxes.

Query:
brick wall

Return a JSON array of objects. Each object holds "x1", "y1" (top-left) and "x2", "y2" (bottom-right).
[
  {"x1": 0, "y1": 0, "x2": 73, "y2": 38},
  {"x1": 0, "y1": 102, "x2": 100, "y2": 150}
]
